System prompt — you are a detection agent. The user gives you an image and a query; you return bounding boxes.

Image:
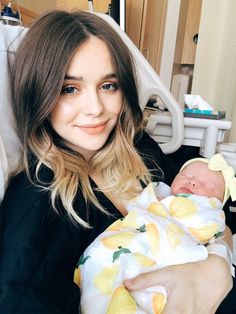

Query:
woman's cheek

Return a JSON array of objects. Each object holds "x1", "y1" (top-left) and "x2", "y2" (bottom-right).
[{"x1": 52, "y1": 100, "x2": 77, "y2": 120}]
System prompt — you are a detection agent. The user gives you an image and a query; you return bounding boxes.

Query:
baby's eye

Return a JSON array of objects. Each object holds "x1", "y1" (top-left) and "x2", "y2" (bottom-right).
[
  {"x1": 61, "y1": 86, "x2": 78, "y2": 94},
  {"x1": 101, "y1": 82, "x2": 118, "y2": 91},
  {"x1": 182, "y1": 171, "x2": 193, "y2": 178},
  {"x1": 203, "y1": 181, "x2": 214, "y2": 189}
]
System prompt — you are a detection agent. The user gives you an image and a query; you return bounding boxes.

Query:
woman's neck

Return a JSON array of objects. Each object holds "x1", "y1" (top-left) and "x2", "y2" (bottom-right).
[{"x1": 90, "y1": 173, "x2": 142, "y2": 216}]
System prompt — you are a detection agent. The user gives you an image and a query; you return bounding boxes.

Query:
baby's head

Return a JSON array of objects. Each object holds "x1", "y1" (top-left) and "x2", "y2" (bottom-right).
[{"x1": 171, "y1": 153, "x2": 236, "y2": 204}]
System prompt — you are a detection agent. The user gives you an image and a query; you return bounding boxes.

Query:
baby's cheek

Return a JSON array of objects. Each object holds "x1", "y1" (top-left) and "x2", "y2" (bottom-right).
[
  {"x1": 215, "y1": 189, "x2": 225, "y2": 203},
  {"x1": 197, "y1": 187, "x2": 215, "y2": 199},
  {"x1": 171, "y1": 184, "x2": 182, "y2": 195}
]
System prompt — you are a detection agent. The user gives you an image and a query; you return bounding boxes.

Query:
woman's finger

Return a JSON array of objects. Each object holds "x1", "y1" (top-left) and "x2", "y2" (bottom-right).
[{"x1": 123, "y1": 266, "x2": 174, "y2": 291}]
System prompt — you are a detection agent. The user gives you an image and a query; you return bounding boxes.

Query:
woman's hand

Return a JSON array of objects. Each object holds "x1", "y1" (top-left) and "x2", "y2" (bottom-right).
[{"x1": 124, "y1": 254, "x2": 233, "y2": 314}]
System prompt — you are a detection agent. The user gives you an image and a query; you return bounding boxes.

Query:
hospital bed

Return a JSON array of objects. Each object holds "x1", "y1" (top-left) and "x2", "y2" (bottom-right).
[
  {"x1": 98, "y1": 14, "x2": 236, "y2": 267},
  {"x1": 98, "y1": 13, "x2": 232, "y2": 159}
]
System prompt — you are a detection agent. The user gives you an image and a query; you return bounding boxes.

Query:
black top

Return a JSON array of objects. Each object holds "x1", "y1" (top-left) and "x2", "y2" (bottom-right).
[{"x1": 0, "y1": 132, "x2": 177, "y2": 313}]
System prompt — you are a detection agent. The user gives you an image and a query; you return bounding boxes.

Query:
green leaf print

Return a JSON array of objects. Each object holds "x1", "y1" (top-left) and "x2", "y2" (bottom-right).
[
  {"x1": 76, "y1": 254, "x2": 91, "y2": 267},
  {"x1": 137, "y1": 224, "x2": 146, "y2": 233},
  {"x1": 113, "y1": 246, "x2": 131, "y2": 262}
]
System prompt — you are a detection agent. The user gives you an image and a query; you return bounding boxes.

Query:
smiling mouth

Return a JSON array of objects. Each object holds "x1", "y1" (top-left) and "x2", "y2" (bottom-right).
[{"x1": 76, "y1": 122, "x2": 107, "y2": 135}]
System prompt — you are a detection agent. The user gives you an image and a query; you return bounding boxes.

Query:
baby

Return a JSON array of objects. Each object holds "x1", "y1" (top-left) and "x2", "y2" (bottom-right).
[{"x1": 75, "y1": 153, "x2": 236, "y2": 314}]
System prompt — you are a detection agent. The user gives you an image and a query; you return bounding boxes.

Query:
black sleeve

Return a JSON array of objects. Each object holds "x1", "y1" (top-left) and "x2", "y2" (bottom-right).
[{"x1": 0, "y1": 172, "x2": 82, "y2": 314}]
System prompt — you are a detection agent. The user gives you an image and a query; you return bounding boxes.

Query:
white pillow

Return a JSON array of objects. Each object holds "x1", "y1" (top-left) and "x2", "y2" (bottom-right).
[
  {"x1": 0, "y1": 134, "x2": 8, "y2": 201},
  {"x1": 0, "y1": 24, "x2": 27, "y2": 198}
]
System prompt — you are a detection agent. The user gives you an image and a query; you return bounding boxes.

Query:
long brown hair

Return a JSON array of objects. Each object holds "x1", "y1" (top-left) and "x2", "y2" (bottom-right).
[{"x1": 10, "y1": 10, "x2": 151, "y2": 226}]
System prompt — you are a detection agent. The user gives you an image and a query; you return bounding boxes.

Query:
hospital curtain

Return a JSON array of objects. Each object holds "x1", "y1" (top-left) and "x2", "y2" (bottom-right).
[{"x1": 191, "y1": 0, "x2": 236, "y2": 142}]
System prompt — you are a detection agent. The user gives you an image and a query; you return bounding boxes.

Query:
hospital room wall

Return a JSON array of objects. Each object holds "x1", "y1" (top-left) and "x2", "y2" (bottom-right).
[
  {"x1": 16, "y1": 0, "x2": 110, "y2": 14},
  {"x1": 192, "y1": 0, "x2": 236, "y2": 142},
  {"x1": 1, "y1": 0, "x2": 56, "y2": 16},
  {"x1": 4, "y1": 0, "x2": 236, "y2": 143}
]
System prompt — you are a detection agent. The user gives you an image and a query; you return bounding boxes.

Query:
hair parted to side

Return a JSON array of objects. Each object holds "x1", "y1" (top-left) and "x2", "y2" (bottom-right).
[{"x1": 10, "y1": 10, "x2": 152, "y2": 227}]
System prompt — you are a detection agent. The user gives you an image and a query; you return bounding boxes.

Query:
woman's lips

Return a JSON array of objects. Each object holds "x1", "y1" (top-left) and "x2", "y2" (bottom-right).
[{"x1": 76, "y1": 122, "x2": 107, "y2": 135}]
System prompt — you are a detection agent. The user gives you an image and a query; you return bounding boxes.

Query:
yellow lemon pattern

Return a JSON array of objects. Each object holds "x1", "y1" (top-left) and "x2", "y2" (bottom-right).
[
  {"x1": 146, "y1": 223, "x2": 160, "y2": 255},
  {"x1": 73, "y1": 254, "x2": 90, "y2": 287},
  {"x1": 78, "y1": 182, "x2": 225, "y2": 314},
  {"x1": 94, "y1": 265, "x2": 119, "y2": 295},
  {"x1": 102, "y1": 231, "x2": 135, "y2": 250},
  {"x1": 167, "y1": 222, "x2": 184, "y2": 248},
  {"x1": 73, "y1": 267, "x2": 81, "y2": 288},
  {"x1": 106, "y1": 219, "x2": 123, "y2": 231},
  {"x1": 208, "y1": 197, "x2": 220, "y2": 209},
  {"x1": 188, "y1": 222, "x2": 220, "y2": 243},
  {"x1": 169, "y1": 196, "x2": 197, "y2": 218},
  {"x1": 133, "y1": 252, "x2": 156, "y2": 267},
  {"x1": 152, "y1": 292, "x2": 166, "y2": 314},
  {"x1": 120, "y1": 210, "x2": 139, "y2": 229},
  {"x1": 106, "y1": 286, "x2": 138, "y2": 314},
  {"x1": 148, "y1": 202, "x2": 168, "y2": 218}
]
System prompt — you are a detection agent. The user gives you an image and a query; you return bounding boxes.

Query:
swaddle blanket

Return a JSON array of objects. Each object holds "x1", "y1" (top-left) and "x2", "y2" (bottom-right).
[{"x1": 75, "y1": 182, "x2": 225, "y2": 314}]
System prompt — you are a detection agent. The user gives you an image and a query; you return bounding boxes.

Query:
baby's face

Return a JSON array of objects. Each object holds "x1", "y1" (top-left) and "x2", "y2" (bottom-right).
[{"x1": 171, "y1": 161, "x2": 225, "y2": 202}]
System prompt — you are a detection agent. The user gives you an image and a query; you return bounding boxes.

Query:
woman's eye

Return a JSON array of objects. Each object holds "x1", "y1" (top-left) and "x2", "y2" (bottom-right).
[
  {"x1": 101, "y1": 83, "x2": 118, "y2": 91},
  {"x1": 61, "y1": 86, "x2": 78, "y2": 94}
]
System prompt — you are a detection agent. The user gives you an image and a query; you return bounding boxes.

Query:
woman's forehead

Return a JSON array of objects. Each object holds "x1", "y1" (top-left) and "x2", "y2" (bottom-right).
[{"x1": 66, "y1": 36, "x2": 115, "y2": 76}]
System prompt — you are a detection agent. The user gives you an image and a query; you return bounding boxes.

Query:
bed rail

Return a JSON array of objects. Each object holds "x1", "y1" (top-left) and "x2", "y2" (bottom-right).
[{"x1": 97, "y1": 12, "x2": 184, "y2": 153}]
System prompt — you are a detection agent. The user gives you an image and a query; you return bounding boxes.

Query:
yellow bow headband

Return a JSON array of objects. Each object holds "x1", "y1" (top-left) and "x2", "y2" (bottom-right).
[{"x1": 180, "y1": 153, "x2": 236, "y2": 205}]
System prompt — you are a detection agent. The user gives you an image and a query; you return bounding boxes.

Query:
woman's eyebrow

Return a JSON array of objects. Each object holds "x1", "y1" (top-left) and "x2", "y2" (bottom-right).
[
  {"x1": 103, "y1": 73, "x2": 117, "y2": 79},
  {"x1": 64, "y1": 73, "x2": 117, "y2": 81},
  {"x1": 64, "y1": 75, "x2": 82, "y2": 81}
]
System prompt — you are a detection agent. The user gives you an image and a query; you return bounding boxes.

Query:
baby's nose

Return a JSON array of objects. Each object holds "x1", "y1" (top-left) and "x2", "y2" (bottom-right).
[{"x1": 187, "y1": 178, "x2": 197, "y2": 187}]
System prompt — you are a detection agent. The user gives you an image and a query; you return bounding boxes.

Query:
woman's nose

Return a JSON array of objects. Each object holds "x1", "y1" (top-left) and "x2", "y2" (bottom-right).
[{"x1": 84, "y1": 90, "x2": 103, "y2": 116}]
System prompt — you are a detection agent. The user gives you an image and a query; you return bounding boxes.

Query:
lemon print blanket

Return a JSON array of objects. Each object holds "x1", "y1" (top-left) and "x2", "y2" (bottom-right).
[{"x1": 74, "y1": 182, "x2": 225, "y2": 314}]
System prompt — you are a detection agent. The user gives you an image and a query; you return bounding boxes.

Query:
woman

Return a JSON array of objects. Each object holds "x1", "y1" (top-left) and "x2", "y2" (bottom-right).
[{"x1": 0, "y1": 10, "x2": 232, "y2": 313}]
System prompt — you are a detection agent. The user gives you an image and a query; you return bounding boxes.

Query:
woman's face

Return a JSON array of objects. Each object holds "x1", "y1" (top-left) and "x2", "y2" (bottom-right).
[{"x1": 50, "y1": 36, "x2": 123, "y2": 159}]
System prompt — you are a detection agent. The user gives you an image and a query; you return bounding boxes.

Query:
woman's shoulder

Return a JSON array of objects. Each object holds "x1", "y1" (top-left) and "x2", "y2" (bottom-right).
[
  {"x1": 135, "y1": 130, "x2": 162, "y2": 151},
  {"x1": 135, "y1": 130, "x2": 177, "y2": 185},
  {"x1": 135, "y1": 130, "x2": 165, "y2": 168},
  {"x1": 6, "y1": 166, "x2": 52, "y2": 197},
  {"x1": 0, "y1": 167, "x2": 53, "y2": 224}
]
